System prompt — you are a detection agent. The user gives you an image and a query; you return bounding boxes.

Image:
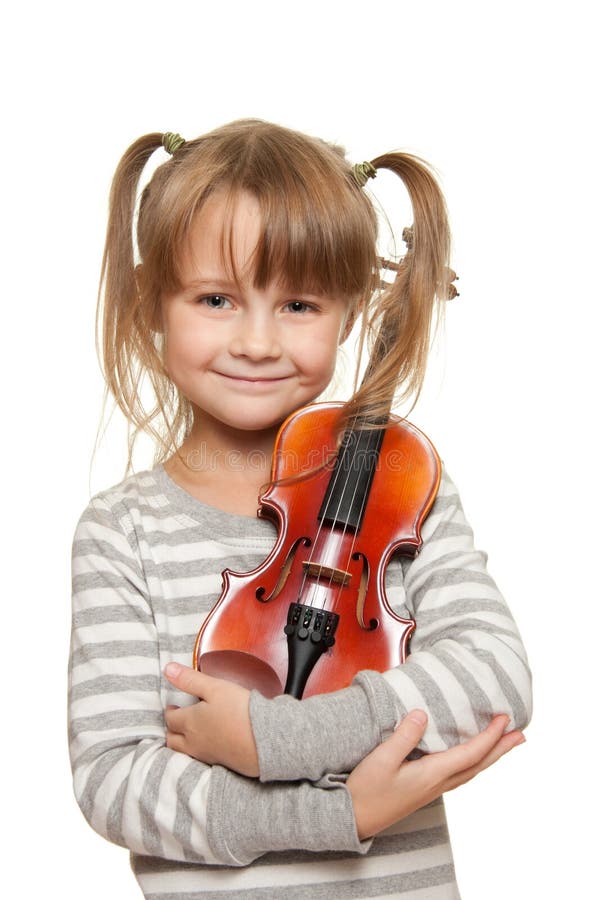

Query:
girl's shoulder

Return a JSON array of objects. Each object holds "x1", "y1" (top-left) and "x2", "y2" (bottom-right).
[
  {"x1": 76, "y1": 464, "x2": 276, "y2": 546},
  {"x1": 77, "y1": 466, "x2": 168, "y2": 529},
  {"x1": 72, "y1": 467, "x2": 174, "y2": 565}
]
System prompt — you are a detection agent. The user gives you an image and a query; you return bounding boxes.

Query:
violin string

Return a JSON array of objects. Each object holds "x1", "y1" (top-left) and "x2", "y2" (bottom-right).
[
  {"x1": 325, "y1": 332, "x2": 391, "y2": 611},
  {"x1": 304, "y1": 413, "x2": 358, "y2": 609},
  {"x1": 306, "y1": 413, "x2": 383, "y2": 616},
  {"x1": 328, "y1": 424, "x2": 382, "y2": 616},
  {"x1": 293, "y1": 415, "x2": 347, "y2": 607},
  {"x1": 313, "y1": 423, "x2": 365, "y2": 606},
  {"x1": 298, "y1": 408, "x2": 364, "y2": 610},
  {"x1": 299, "y1": 279, "x2": 396, "y2": 617}
]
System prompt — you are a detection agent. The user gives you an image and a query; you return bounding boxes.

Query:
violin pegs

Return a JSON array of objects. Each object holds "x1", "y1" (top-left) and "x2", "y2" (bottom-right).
[
  {"x1": 441, "y1": 266, "x2": 459, "y2": 300},
  {"x1": 402, "y1": 225, "x2": 414, "y2": 251},
  {"x1": 378, "y1": 245, "x2": 459, "y2": 300}
]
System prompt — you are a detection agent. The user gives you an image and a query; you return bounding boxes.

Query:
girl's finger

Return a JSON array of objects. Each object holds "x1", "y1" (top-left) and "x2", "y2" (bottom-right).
[
  {"x1": 430, "y1": 715, "x2": 510, "y2": 778},
  {"x1": 165, "y1": 730, "x2": 186, "y2": 754},
  {"x1": 377, "y1": 710, "x2": 429, "y2": 767},
  {"x1": 164, "y1": 662, "x2": 213, "y2": 698},
  {"x1": 443, "y1": 730, "x2": 525, "y2": 792},
  {"x1": 164, "y1": 705, "x2": 187, "y2": 734}
]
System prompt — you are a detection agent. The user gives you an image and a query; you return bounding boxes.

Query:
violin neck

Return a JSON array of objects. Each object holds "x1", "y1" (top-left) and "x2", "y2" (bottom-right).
[
  {"x1": 318, "y1": 300, "x2": 401, "y2": 532},
  {"x1": 318, "y1": 425, "x2": 386, "y2": 532}
]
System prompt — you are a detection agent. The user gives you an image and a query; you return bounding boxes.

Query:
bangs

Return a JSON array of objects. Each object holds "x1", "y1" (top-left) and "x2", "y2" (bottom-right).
[
  {"x1": 141, "y1": 120, "x2": 378, "y2": 304},
  {"x1": 243, "y1": 177, "x2": 377, "y2": 301}
]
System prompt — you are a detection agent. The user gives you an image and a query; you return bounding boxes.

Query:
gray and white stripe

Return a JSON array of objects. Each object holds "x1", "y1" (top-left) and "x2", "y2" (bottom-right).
[{"x1": 69, "y1": 464, "x2": 530, "y2": 898}]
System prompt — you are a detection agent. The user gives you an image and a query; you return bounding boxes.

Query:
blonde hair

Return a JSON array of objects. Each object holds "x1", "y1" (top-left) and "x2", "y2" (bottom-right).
[{"x1": 97, "y1": 119, "x2": 451, "y2": 474}]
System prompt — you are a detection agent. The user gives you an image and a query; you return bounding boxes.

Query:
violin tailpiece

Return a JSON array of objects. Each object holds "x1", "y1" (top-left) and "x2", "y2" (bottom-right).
[{"x1": 283, "y1": 602, "x2": 340, "y2": 698}]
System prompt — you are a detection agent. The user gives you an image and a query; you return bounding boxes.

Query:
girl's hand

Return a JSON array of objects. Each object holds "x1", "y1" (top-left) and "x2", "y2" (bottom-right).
[
  {"x1": 347, "y1": 710, "x2": 525, "y2": 840},
  {"x1": 163, "y1": 663, "x2": 259, "y2": 777}
]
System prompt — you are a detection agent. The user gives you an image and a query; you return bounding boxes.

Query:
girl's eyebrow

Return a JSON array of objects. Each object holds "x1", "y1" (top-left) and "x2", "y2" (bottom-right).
[
  {"x1": 182, "y1": 277, "x2": 238, "y2": 291},
  {"x1": 182, "y1": 277, "x2": 324, "y2": 299}
]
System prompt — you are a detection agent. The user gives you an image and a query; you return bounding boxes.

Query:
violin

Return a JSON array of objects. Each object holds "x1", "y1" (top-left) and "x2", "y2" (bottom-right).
[
  {"x1": 193, "y1": 227, "x2": 456, "y2": 699},
  {"x1": 193, "y1": 400, "x2": 440, "y2": 699}
]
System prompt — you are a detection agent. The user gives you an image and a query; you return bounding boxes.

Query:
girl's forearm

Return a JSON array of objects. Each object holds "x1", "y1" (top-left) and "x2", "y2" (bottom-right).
[{"x1": 248, "y1": 468, "x2": 532, "y2": 781}]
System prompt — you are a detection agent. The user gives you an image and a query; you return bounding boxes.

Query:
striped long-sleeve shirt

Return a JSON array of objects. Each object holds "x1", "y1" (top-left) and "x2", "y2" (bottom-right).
[{"x1": 69, "y1": 463, "x2": 532, "y2": 899}]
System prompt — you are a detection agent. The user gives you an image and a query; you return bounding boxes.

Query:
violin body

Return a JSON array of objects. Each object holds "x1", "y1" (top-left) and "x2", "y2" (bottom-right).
[{"x1": 193, "y1": 402, "x2": 440, "y2": 698}]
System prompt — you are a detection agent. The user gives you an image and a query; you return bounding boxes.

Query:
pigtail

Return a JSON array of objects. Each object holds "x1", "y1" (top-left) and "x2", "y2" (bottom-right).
[
  {"x1": 345, "y1": 152, "x2": 451, "y2": 426},
  {"x1": 92, "y1": 120, "x2": 454, "y2": 478},
  {"x1": 96, "y1": 133, "x2": 168, "y2": 473}
]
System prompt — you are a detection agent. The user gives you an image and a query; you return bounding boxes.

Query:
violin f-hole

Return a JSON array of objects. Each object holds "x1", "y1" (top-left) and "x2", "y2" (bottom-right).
[
  {"x1": 256, "y1": 537, "x2": 311, "y2": 602},
  {"x1": 353, "y1": 552, "x2": 378, "y2": 631}
]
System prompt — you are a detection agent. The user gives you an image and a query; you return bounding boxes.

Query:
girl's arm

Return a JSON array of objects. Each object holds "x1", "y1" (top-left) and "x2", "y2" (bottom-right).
[
  {"x1": 213, "y1": 711, "x2": 523, "y2": 860},
  {"x1": 224, "y1": 468, "x2": 532, "y2": 782},
  {"x1": 69, "y1": 497, "x2": 369, "y2": 866}
]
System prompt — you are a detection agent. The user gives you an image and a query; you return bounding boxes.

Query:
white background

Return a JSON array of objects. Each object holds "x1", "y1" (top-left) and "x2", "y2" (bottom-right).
[{"x1": 3, "y1": 1, "x2": 598, "y2": 896}]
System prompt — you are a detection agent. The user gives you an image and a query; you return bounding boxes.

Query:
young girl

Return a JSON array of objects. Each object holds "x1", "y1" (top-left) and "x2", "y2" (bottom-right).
[{"x1": 69, "y1": 119, "x2": 532, "y2": 899}]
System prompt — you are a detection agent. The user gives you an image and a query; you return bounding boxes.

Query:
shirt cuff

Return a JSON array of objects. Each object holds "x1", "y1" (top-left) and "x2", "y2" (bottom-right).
[
  {"x1": 206, "y1": 766, "x2": 371, "y2": 866},
  {"x1": 249, "y1": 670, "x2": 400, "y2": 782}
]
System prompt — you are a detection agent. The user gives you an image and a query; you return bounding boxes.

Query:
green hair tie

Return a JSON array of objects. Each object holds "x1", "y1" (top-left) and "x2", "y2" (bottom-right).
[
  {"x1": 351, "y1": 161, "x2": 377, "y2": 188},
  {"x1": 162, "y1": 132, "x2": 186, "y2": 155}
]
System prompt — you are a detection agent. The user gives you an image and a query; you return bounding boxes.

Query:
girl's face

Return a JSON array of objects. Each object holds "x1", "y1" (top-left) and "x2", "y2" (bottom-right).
[{"x1": 161, "y1": 191, "x2": 350, "y2": 439}]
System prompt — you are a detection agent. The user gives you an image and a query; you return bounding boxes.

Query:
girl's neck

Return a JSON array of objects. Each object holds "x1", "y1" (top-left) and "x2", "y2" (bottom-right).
[{"x1": 164, "y1": 417, "x2": 279, "y2": 517}]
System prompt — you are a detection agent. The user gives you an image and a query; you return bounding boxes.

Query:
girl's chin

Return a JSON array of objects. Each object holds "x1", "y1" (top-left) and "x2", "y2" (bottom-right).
[
  {"x1": 190, "y1": 406, "x2": 290, "y2": 437},
  {"x1": 190, "y1": 397, "x2": 319, "y2": 435}
]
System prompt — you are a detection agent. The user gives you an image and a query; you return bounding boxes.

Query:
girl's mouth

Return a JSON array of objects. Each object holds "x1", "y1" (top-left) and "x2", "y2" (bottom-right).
[{"x1": 215, "y1": 372, "x2": 290, "y2": 383}]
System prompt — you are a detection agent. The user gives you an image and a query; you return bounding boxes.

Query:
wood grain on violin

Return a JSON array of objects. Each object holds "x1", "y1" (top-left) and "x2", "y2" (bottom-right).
[{"x1": 193, "y1": 402, "x2": 440, "y2": 699}]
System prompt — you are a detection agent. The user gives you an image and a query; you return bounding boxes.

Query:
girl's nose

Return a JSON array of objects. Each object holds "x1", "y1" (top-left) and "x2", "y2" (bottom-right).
[{"x1": 229, "y1": 313, "x2": 282, "y2": 360}]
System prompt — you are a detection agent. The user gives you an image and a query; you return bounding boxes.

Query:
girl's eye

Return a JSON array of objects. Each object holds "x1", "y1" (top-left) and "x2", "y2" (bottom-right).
[
  {"x1": 285, "y1": 300, "x2": 314, "y2": 313},
  {"x1": 199, "y1": 294, "x2": 232, "y2": 309}
]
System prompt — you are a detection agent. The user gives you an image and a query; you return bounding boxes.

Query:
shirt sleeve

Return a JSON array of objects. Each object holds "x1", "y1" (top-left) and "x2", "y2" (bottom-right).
[
  {"x1": 69, "y1": 495, "x2": 370, "y2": 866},
  {"x1": 249, "y1": 468, "x2": 533, "y2": 781}
]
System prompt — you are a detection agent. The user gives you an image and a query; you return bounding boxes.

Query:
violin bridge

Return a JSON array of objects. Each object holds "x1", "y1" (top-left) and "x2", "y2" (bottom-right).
[{"x1": 302, "y1": 562, "x2": 351, "y2": 586}]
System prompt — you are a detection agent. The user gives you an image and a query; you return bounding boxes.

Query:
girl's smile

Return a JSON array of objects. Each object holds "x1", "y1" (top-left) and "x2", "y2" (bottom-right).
[
  {"x1": 161, "y1": 191, "x2": 350, "y2": 440},
  {"x1": 213, "y1": 372, "x2": 292, "y2": 388}
]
